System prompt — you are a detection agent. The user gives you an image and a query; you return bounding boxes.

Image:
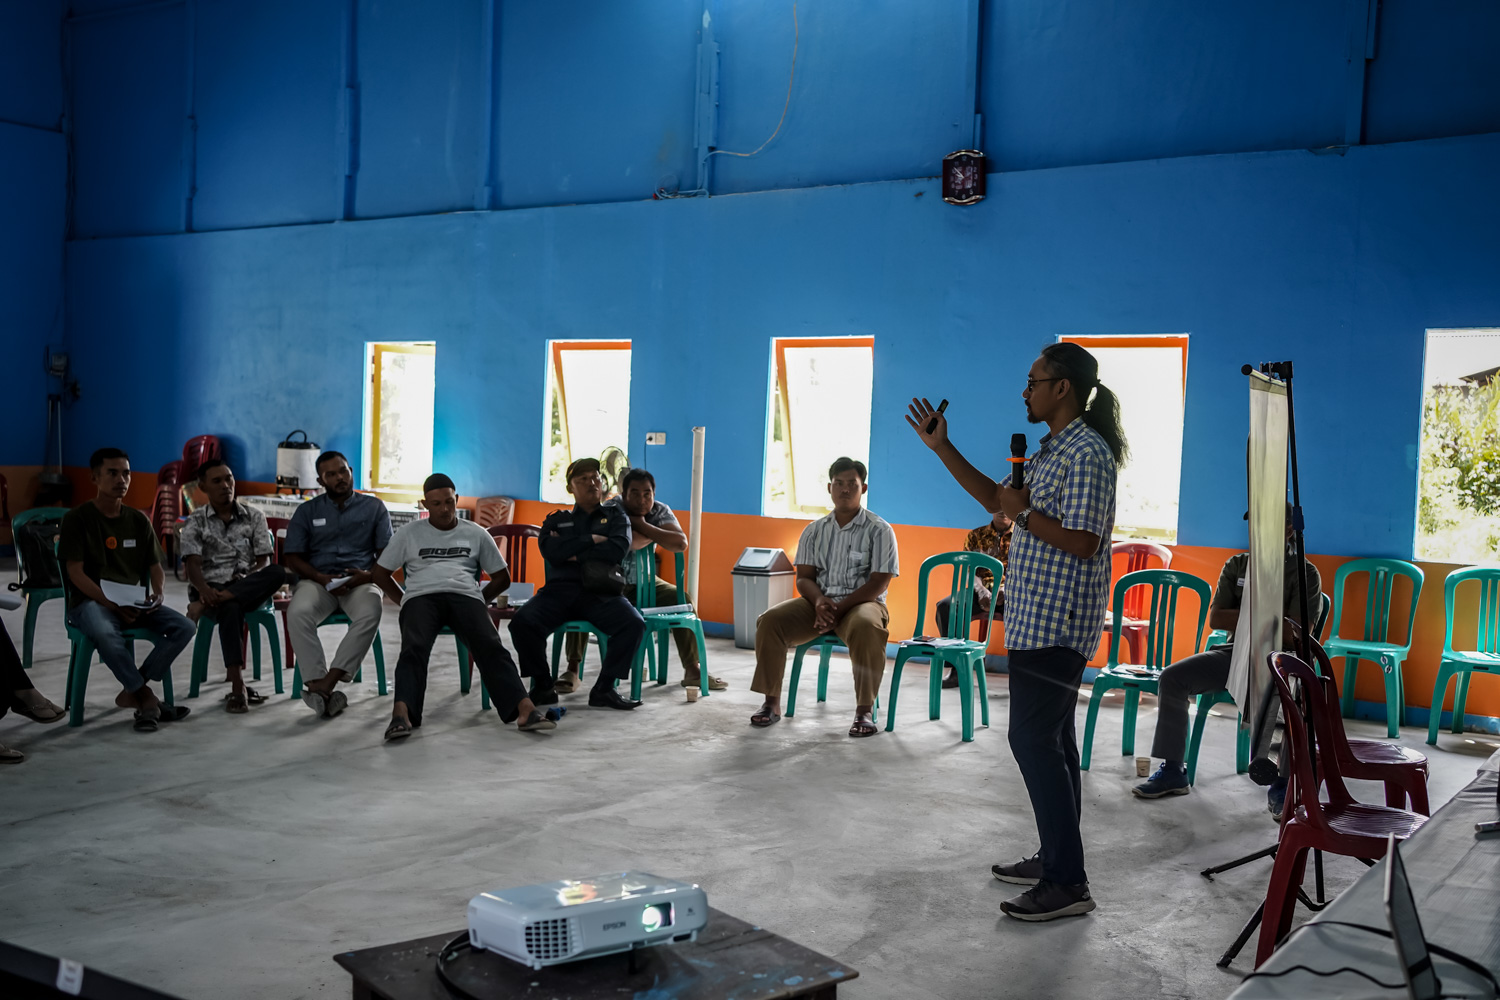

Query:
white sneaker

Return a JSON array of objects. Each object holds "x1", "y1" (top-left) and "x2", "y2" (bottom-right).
[
  {"x1": 325, "y1": 690, "x2": 348, "y2": 718},
  {"x1": 301, "y1": 689, "x2": 328, "y2": 716}
]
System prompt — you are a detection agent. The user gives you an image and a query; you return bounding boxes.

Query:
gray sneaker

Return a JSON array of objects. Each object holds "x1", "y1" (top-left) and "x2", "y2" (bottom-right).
[
  {"x1": 1000, "y1": 880, "x2": 1097, "y2": 922},
  {"x1": 325, "y1": 690, "x2": 348, "y2": 718},
  {"x1": 991, "y1": 853, "x2": 1043, "y2": 886}
]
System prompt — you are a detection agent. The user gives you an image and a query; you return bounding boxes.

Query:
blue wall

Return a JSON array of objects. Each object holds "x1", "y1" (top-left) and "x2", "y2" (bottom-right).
[
  {"x1": 0, "y1": 0, "x2": 65, "y2": 469},
  {"x1": 25, "y1": 0, "x2": 1500, "y2": 559}
]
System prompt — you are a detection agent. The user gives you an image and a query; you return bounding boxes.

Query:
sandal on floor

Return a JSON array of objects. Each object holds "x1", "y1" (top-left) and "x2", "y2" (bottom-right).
[
  {"x1": 14, "y1": 700, "x2": 66, "y2": 725},
  {"x1": 554, "y1": 669, "x2": 581, "y2": 694},
  {"x1": 244, "y1": 687, "x2": 266, "y2": 705},
  {"x1": 156, "y1": 704, "x2": 191, "y2": 722},
  {"x1": 750, "y1": 707, "x2": 781, "y2": 728},
  {"x1": 0, "y1": 743, "x2": 25, "y2": 764},
  {"x1": 517, "y1": 710, "x2": 557, "y2": 733},
  {"x1": 132, "y1": 711, "x2": 159, "y2": 733},
  {"x1": 849, "y1": 717, "x2": 880, "y2": 738},
  {"x1": 682, "y1": 675, "x2": 729, "y2": 691},
  {"x1": 225, "y1": 692, "x2": 249, "y2": 714},
  {"x1": 384, "y1": 718, "x2": 413, "y2": 742}
]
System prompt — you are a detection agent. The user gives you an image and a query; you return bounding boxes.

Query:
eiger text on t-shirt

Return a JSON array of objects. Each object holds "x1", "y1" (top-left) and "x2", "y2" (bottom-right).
[{"x1": 377, "y1": 518, "x2": 506, "y2": 603}]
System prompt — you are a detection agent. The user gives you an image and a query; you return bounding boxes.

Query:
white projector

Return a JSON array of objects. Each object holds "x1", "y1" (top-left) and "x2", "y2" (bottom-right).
[{"x1": 467, "y1": 872, "x2": 708, "y2": 969}]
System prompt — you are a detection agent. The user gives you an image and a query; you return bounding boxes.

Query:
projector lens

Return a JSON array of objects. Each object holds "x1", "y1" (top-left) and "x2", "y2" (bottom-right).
[{"x1": 641, "y1": 903, "x2": 671, "y2": 933}]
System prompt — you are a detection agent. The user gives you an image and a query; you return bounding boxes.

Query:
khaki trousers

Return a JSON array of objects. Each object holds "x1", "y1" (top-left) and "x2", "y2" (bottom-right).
[
  {"x1": 751, "y1": 597, "x2": 889, "y2": 706},
  {"x1": 286, "y1": 580, "x2": 384, "y2": 683}
]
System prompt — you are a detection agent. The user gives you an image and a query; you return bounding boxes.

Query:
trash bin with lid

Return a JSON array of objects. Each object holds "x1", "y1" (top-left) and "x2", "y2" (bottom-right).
[{"x1": 730, "y1": 547, "x2": 796, "y2": 649}]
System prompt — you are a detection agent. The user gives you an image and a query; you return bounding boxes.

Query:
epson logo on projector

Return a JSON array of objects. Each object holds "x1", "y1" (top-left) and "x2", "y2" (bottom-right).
[{"x1": 602, "y1": 921, "x2": 627, "y2": 931}]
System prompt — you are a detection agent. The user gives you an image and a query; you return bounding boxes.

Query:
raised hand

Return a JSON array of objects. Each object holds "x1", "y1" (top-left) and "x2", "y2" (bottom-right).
[{"x1": 905, "y1": 397, "x2": 949, "y2": 451}]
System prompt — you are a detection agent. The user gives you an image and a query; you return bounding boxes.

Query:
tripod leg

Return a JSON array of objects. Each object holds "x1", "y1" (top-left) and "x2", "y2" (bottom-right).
[
  {"x1": 1201, "y1": 843, "x2": 1277, "y2": 881},
  {"x1": 1218, "y1": 900, "x2": 1265, "y2": 968}
]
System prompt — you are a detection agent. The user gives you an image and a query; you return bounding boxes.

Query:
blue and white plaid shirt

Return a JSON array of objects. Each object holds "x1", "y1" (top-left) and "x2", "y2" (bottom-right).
[{"x1": 1005, "y1": 418, "x2": 1118, "y2": 656}]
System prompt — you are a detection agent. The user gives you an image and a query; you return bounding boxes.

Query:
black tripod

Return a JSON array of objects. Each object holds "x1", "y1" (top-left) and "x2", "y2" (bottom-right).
[{"x1": 1200, "y1": 361, "x2": 1323, "y2": 968}]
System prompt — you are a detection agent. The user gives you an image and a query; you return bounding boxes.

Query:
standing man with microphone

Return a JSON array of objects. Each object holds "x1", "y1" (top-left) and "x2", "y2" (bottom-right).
[{"x1": 906, "y1": 342, "x2": 1126, "y2": 921}]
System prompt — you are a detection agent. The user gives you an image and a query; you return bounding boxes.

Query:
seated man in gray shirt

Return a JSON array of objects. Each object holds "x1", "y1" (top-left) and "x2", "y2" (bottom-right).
[
  {"x1": 282, "y1": 451, "x2": 393, "y2": 718},
  {"x1": 749, "y1": 458, "x2": 899, "y2": 738},
  {"x1": 373, "y1": 474, "x2": 552, "y2": 739}
]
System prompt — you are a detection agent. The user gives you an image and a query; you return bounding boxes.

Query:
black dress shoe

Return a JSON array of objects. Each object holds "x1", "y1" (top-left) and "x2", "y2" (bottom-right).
[
  {"x1": 530, "y1": 685, "x2": 559, "y2": 706},
  {"x1": 588, "y1": 687, "x2": 641, "y2": 710}
]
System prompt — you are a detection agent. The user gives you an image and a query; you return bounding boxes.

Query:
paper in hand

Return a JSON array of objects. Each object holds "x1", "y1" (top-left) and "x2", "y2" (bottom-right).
[
  {"x1": 100, "y1": 579, "x2": 152, "y2": 607},
  {"x1": 0, "y1": 591, "x2": 21, "y2": 612},
  {"x1": 325, "y1": 576, "x2": 353, "y2": 592}
]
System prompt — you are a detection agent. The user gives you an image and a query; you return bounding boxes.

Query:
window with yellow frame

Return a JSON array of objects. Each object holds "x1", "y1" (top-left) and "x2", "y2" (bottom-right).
[
  {"x1": 367, "y1": 342, "x2": 436, "y2": 499},
  {"x1": 542, "y1": 340, "x2": 633, "y2": 502}
]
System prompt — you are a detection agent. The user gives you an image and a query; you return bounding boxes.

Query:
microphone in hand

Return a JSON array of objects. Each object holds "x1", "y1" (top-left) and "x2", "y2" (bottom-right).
[{"x1": 1010, "y1": 434, "x2": 1027, "y2": 489}]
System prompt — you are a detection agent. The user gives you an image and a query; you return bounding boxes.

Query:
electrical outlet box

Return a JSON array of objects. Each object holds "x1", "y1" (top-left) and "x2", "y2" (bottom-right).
[{"x1": 645, "y1": 432, "x2": 667, "y2": 446}]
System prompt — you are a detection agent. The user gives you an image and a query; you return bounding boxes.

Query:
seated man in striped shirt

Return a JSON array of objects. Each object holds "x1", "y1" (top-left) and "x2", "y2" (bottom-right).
[{"x1": 749, "y1": 457, "x2": 899, "y2": 738}]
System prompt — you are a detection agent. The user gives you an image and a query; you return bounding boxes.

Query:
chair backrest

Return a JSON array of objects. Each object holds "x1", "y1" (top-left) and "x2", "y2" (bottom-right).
[
  {"x1": 1113, "y1": 541, "x2": 1173, "y2": 620},
  {"x1": 1106, "y1": 568, "x2": 1211, "y2": 670},
  {"x1": 633, "y1": 543, "x2": 659, "y2": 608},
  {"x1": 1269, "y1": 651, "x2": 1357, "y2": 829},
  {"x1": 1312, "y1": 591, "x2": 1332, "y2": 641},
  {"x1": 180, "y1": 435, "x2": 223, "y2": 481},
  {"x1": 1297, "y1": 634, "x2": 1363, "y2": 766},
  {"x1": 1443, "y1": 566, "x2": 1500, "y2": 656},
  {"x1": 488, "y1": 523, "x2": 541, "y2": 582},
  {"x1": 1330, "y1": 558, "x2": 1424, "y2": 651},
  {"x1": 911, "y1": 551, "x2": 1005, "y2": 641},
  {"x1": 266, "y1": 516, "x2": 291, "y2": 562},
  {"x1": 13, "y1": 507, "x2": 71, "y2": 591}
]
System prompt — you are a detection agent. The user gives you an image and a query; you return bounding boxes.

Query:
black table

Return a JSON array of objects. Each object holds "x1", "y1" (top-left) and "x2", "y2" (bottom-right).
[
  {"x1": 333, "y1": 907, "x2": 858, "y2": 1000},
  {"x1": 1230, "y1": 752, "x2": 1500, "y2": 999}
]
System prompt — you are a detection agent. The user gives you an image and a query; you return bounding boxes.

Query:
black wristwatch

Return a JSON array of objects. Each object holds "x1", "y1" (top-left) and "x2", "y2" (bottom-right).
[{"x1": 1016, "y1": 507, "x2": 1033, "y2": 532}]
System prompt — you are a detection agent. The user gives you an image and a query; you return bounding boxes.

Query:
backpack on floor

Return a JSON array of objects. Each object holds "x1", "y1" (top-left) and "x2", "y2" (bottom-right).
[{"x1": 13, "y1": 516, "x2": 64, "y2": 591}]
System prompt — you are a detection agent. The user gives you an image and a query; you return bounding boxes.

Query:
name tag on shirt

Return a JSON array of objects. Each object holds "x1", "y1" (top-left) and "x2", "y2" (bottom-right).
[
  {"x1": 1237, "y1": 577, "x2": 1246, "y2": 587},
  {"x1": 556, "y1": 521, "x2": 574, "y2": 528},
  {"x1": 313, "y1": 518, "x2": 327, "y2": 526},
  {"x1": 123, "y1": 539, "x2": 137, "y2": 548}
]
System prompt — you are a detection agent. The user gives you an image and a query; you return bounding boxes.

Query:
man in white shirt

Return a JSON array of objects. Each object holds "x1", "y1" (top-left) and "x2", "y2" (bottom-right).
[
  {"x1": 749, "y1": 458, "x2": 899, "y2": 738},
  {"x1": 372, "y1": 474, "x2": 554, "y2": 740}
]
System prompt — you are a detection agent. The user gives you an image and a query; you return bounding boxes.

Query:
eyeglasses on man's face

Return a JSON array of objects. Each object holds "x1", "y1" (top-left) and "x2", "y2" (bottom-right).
[{"x1": 1024, "y1": 377, "x2": 1063, "y2": 393}]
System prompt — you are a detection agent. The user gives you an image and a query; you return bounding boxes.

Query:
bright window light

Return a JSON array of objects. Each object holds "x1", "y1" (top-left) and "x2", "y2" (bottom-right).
[
  {"x1": 764, "y1": 337, "x2": 874, "y2": 517},
  {"x1": 367, "y1": 342, "x2": 435, "y2": 497},
  {"x1": 542, "y1": 340, "x2": 632, "y2": 502},
  {"x1": 1417, "y1": 328, "x2": 1500, "y2": 563},
  {"x1": 1061, "y1": 336, "x2": 1187, "y2": 544}
]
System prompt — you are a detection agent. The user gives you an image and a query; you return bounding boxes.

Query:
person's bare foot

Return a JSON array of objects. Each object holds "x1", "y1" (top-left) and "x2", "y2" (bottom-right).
[
  {"x1": 849, "y1": 708, "x2": 879, "y2": 738},
  {"x1": 750, "y1": 699, "x2": 781, "y2": 727},
  {"x1": 186, "y1": 601, "x2": 204, "y2": 623}
]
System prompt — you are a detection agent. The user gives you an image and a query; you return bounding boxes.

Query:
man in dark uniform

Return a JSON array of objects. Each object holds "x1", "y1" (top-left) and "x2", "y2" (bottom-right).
[{"x1": 510, "y1": 458, "x2": 647, "y2": 711}]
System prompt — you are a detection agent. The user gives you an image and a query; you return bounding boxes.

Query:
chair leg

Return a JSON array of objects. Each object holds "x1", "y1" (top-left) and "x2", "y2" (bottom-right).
[
  {"x1": 265, "y1": 618, "x2": 284, "y2": 694},
  {"x1": 1256, "y1": 840, "x2": 1310, "y2": 967},
  {"x1": 290, "y1": 662, "x2": 302, "y2": 698},
  {"x1": 885, "y1": 650, "x2": 910, "y2": 732},
  {"x1": 656, "y1": 630, "x2": 669, "y2": 685},
  {"x1": 551, "y1": 631, "x2": 563, "y2": 678},
  {"x1": 1409, "y1": 769, "x2": 1431, "y2": 816},
  {"x1": 1340, "y1": 655, "x2": 1359, "y2": 719},
  {"x1": 975, "y1": 655, "x2": 990, "y2": 728},
  {"x1": 692, "y1": 623, "x2": 709, "y2": 698},
  {"x1": 1451, "y1": 668, "x2": 1472, "y2": 735},
  {"x1": 457, "y1": 638, "x2": 472, "y2": 694},
  {"x1": 787, "y1": 645, "x2": 807, "y2": 717},
  {"x1": 161, "y1": 666, "x2": 174, "y2": 706},
  {"x1": 22, "y1": 598, "x2": 41, "y2": 671},
  {"x1": 1186, "y1": 694, "x2": 1212, "y2": 786},
  {"x1": 817, "y1": 645, "x2": 831, "y2": 703},
  {"x1": 1428, "y1": 664, "x2": 1455, "y2": 744},
  {"x1": 189, "y1": 623, "x2": 214, "y2": 699},
  {"x1": 1080, "y1": 683, "x2": 1108, "y2": 770},
  {"x1": 956, "y1": 652, "x2": 974, "y2": 742},
  {"x1": 481, "y1": 679, "x2": 490, "y2": 711},
  {"x1": 68, "y1": 641, "x2": 90, "y2": 726},
  {"x1": 249, "y1": 624, "x2": 262, "y2": 681},
  {"x1": 373, "y1": 634, "x2": 387, "y2": 695},
  {"x1": 1383, "y1": 659, "x2": 1400, "y2": 737},
  {"x1": 281, "y1": 610, "x2": 294, "y2": 678},
  {"x1": 1121, "y1": 687, "x2": 1141, "y2": 757},
  {"x1": 929, "y1": 655, "x2": 943, "y2": 721},
  {"x1": 630, "y1": 642, "x2": 647, "y2": 702}
]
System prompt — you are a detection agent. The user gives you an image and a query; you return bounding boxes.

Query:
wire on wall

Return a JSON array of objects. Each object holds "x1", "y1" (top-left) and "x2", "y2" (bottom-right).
[{"x1": 707, "y1": 1, "x2": 798, "y2": 159}]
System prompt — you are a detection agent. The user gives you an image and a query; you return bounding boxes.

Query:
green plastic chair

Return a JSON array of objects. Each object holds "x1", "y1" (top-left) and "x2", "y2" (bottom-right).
[
  {"x1": 187, "y1": 602, "x2": 284, "y2": 697},
  {"x1": 1081, "y1": 569, "x2": 1211, "y2": 770},
  {"x1": 12, "y1": 507, "x2": 70, "y2": 671},
  {"x1": 883, "y1": 551, "x2": 1003, "y2": 742},
  {"x1": 54, "y1": 549, "x2": 176, "y2": 727},
  {"x1": 1184, "y1": 592, "x2": 1330, "y2": 785},
  {"x1": 289, "y1": 610, "x2": 388, "y2": 696},
  {"x1": 1324, "y1": 558, "x2": 1423, "y2": 737},
  {"x1": 1427, "y1": 567, "x2": 1500, "y2": 745},
  {"x1": 629, "y1": 545, "x2": 709, "y2": 701}
]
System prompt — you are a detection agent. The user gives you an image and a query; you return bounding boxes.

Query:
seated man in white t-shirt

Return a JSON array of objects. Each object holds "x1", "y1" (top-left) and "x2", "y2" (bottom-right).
[{"x1": 372, "y1": 474, "x2": 555, "y2": 740}]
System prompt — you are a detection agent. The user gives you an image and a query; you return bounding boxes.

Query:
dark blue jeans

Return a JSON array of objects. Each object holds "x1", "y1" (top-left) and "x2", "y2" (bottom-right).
[
  {"x1": 1007, "y1": 646, "x2": 1089, "y2": 886},
  {"x1": 510, "y1": 580, "x2": 645, "y2": 689},
  {"x1": 67, "y1": 599, "x2": 195, "y2": 693}
]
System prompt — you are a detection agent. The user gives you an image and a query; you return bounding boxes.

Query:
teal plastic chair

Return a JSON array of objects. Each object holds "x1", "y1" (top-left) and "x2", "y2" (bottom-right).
[
  {"x1": 187, "y1": 602, "x2": 284, "y2": 697},
  {"x1": 289, "y1": 610, "x2": 388, "y2": 696},
  {"x1": 54, "y1": 550, "x2": 175, "y2": 727},
  {"x1": 1324, "y1": 558, "x2": 1423, "y2": 737},
  {"x1": 629, "y1": 545, "x2": 709, "y2": 700},
  {"x1": 12, "y1": 507, "x2": 70, "y2": 671},
  {"x1": 883, "y1": 552, "x2": 1004, "y2": 742},
  {"x1": 1184, "y1": 592, "x2": 1330, "y2": 785},
  {"x1": 1081, "y1": 569, "x2": 1211, "y2": 770},
  {"x1": 1427, "y1": 567, "x2": 1500, "y2": 745}
]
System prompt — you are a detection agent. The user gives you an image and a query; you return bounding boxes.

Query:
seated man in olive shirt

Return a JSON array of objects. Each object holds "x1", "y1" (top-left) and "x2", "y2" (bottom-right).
[
  {"x1": 58, "y1": 448, "x2": 196, "y2": 732},
  {"x1": 510, "y1": 458, "x2": 646, "y2": 711},
  {"x1": 1133, "y1": 505, "x2": 1320, "y2": 802}
]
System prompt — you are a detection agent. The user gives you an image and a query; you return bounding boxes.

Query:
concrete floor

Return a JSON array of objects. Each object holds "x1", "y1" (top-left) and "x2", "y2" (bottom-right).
[{"x1": 2, "y1": 575, "x2": 1496, "y2": 1000}]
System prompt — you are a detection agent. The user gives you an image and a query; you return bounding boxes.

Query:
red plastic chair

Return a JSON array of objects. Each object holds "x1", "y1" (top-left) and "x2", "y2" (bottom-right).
[
  {"x1": 1255, "y1": 652, "x2": 1426, "y2": 966},
  {"x1": 1302, "y1": 634, "x2": 1430, "y2": 815},
  {"x1": 150, "y1": 461, "x2": 187, "y2": 567},
  {"x1": 466, "y1": 524, "x2": 543, "y2": 686},
  {"x1": 1104, "y1": 541, "x2": 1172, "y2": 663},
  {"x1": 180, "y1": 435, "x2": 223, "y2": 482}
]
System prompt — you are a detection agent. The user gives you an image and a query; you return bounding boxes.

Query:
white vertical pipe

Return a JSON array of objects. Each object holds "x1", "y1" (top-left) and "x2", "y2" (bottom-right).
[{"x1": 687, "y1": 426, "x2": 706, "y2": 603}]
